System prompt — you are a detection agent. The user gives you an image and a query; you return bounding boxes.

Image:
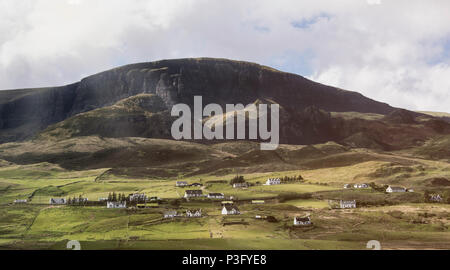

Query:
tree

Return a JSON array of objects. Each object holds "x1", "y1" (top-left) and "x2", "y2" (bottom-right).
[
  {"x1": 112, "y1": 192, "x2": 117, "y2": 202},
  {"x1": 108, "y1": 193, "x2": 113, "y2": 201},
  {"x1": 230, "y1": 175, "x2": 245, "y2": 185}
]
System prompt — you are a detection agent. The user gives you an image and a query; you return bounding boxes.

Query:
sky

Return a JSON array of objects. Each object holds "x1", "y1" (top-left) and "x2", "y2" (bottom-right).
[{"x1": 0, "y1": 0, "x2": 450, "y2": 112}]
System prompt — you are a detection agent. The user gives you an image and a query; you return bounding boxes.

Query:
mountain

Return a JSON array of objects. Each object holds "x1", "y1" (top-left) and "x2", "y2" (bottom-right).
[
  {"x1": 0, "y1": 57, "x2": 449, "y2": 153},
  {"x1": 0, "y1": 58, "x2": 395, "y2": 143}
]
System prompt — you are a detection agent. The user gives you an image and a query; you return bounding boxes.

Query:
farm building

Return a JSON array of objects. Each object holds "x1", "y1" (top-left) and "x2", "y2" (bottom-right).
[
  {"x1": 49, "y1": 198, "x2": 66, "y2": 205},
  {"x1": 208, "y1": 193, "x2": 225, "y2": 199},
  {"x1": 186, "y1": 209, "x2": 202, "y2": 218},
  {"x1": 265, "y1": 178, "x2": 281, "y2": 185},
  {"x1": 164, "y1": 210, "x2": 178, "y2": 218},
  {"x1": 294, "y1": 216, "x2": 312, "y2": 226},
  {"x1": 14, "y1": 199, "x2": 28, "y2": 204},
  {"x1": 176, "y1": 181, "x2": 188, "y2": 187},
  {"x1": 343, "y1": 184, "x2": 351, "y2": 189},
  {"x1": 339, "y1": 200, "x2": 356, "y2": 209},
  {"x1": 184, "y1": 190, "x2": 203, "y2": 198},
  {"x1": 222, "y1": 205, "x2": 240, "y2": 215},
  {"x1": 190, "y1": 183, "x2": 202, "y2": 187},
  {"x1": 232, "y1": 182, "x2": 248, "y2": 188},
  {"x1": 386, "y1": 186, "x2": 406, "y2": 193},
  {"x1": 107, "y1": 201, "x2": 126, "y2": 208}
]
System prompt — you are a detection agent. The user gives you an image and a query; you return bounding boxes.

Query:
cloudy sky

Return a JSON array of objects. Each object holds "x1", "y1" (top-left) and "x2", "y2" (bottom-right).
[{"x1": 1, "y1": 0, "x2": 450, "y2": 112}]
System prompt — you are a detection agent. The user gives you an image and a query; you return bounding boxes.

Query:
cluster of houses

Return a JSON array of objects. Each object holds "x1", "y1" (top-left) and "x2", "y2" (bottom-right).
[
  {"x1": 342, "y1": 183, "x2": 414, "y2": 193},
  {"x1": 183, "y1": 190, "x2": 225, "y2": 199}
]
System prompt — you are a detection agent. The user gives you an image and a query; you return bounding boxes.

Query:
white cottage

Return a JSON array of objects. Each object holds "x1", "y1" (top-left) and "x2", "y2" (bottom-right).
[
  {"x1": 222, "y1": 205, "x2": 240, "y2": 215},
  {"x1": 265, "y1": 178, "x2": 281, "y2": 185},
  {"x1": 339, "y1": 200, "x2": 356, "y2": 209},
  {"x1": 207, "y1": 193, "x2": 225, "y2": 199},
  {"x1": 14, "y1": 199, "x2": 28, "y2": 204},
  {"x1": 186, "y1": 209, "x2": 202, "y2": 218},
  {"x1": 386, "y1": 186, "x2": 406, "y2": 193},
  {"x1": 107, "y1": 201, "x2": 126, "y2": 208},
  {"x1": 294, "y1": 216, "x2": 311, "y2": 226}
]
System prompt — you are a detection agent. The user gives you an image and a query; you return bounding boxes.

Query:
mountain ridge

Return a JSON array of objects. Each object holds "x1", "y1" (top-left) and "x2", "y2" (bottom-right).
[{"x1": 0, "y1": 58, "x2": 397, "y2": 143}]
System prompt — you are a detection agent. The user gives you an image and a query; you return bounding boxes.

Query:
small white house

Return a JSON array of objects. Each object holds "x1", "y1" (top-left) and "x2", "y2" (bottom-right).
[
  {"x1": 184, "y1": 190, "x2": 203, "y2": 198},
  {"x1": 49, "y1": 198, "x2": 66, "y2": 205},
  {"x1": 386, "y1": 186, "x2": 406, "y2": 193},
  {"x1": 14, "y1": 199, "x2": 28, "y2": 204},
  {"x1": 107, "y1": 201, "x2": 126, "y2": 208},
  {"x1": 294, "y1": 216, "x2": 312, "y2": 226},
  {"x1": 164, "y1": 210, "x2": 178, "y2": 218},
  {"x1": 186, "y1": 209, "x2": 202, "y2": 218},
  {"x1": 343, "y1": 184, "x2": 351, "y2": 189},
  {"x1": 265, "y1": 178, "x2": 281, "y2": 185},
  {"x1": 176, "y1": 181, "x2": 188, "y2": 187},
  {"x1": 339, "y1": 200, "x2": 356, "y2": 209},
  {"x1": 207, "y1": 193, "x2": 225, "y2": 199},
  {"x1": 222, "y1": 205, "x2": 240, "y2": 215}
]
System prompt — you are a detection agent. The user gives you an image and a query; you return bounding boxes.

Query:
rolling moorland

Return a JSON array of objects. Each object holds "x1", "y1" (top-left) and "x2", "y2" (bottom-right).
[{"x1": 0, "y1": 58, "x2": 449, "y2": 250}]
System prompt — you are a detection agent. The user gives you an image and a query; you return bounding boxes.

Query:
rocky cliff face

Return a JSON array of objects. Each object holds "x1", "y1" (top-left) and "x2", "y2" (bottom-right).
[{"x1": 0, "y1": 58, "x2": 398, "y2": 143}]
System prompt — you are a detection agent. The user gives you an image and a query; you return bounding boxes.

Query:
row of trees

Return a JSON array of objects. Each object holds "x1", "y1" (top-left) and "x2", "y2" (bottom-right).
[
  {"x1": 281, "y1": 175, "x2": 304, "y2": 183},
  {"x1": 108, "y1": 192, "x2": 127, "y2": 202},
  {"x1": 67, "y1": 195, "x2": 88, "y2": 205}
]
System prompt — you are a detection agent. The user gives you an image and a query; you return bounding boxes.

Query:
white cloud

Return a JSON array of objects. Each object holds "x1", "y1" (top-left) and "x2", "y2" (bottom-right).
[{"x1": 0, "y1": 0, "x2": 449, "y2": 112}]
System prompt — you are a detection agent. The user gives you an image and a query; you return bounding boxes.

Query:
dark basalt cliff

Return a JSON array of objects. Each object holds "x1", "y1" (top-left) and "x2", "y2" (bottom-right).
[{"x1": 0, "y1": 58, "x2": 396, "y2": 143}]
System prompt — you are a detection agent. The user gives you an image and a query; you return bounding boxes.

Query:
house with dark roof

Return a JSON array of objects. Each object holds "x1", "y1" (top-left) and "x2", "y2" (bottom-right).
[
  {"x1": 184, "y1": 190, "x2": 203, "y2": 198},
  {"x1": 49, "y1": 198, "x2": 66, "y2": 205},
  {"x1": 222, "y1": 205, "x2": 240, "y2": 215},
  {"x1": 190, "y1": 183, "x2": 202, "y2": 187},
  {"x1": 294, "y1": 216, "x2": 311, "y2": 226}
]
